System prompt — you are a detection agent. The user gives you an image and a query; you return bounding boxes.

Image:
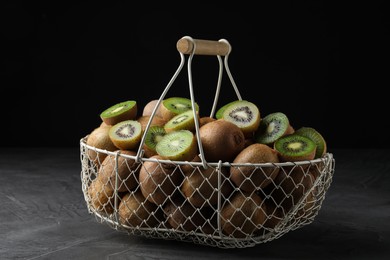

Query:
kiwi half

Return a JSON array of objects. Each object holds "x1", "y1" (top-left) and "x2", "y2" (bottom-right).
[
  {"x1": 295, "y1": 127, "x2": 327, "y2": 158},
  {"x1": 160, "y1": 97, "x2": 199, "y2": 121},
  {"x1": 100, "y1": 100, "x2": 137, "y2": 125},
  {"x1": 274, "y1": 134, "x2": 317, "y2": 162},
  {"x1": 164, "y1": 109, "x2": 196, "y2": 133},
  {"x1": 254, "y1": 112, "x2": 291, "y2": 146},
  {"x1": 109, "y1": 120, "x2": 143, "y2": 150},
  {"x1": 221, "y1": 100, "x2": 261, "y2": 137},
  {"x1": 143, "y1": 126, "x2": 166, "y2": 158},
  {"x1": 155, "y1": 130, "x2": 197, "y2": 162},
  {"x1": 215, "y1": 100, "x2": 240, "y2": 119}
]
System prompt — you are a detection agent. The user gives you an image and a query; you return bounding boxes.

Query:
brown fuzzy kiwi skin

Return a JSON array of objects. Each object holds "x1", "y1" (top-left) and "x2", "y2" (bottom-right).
[
  {"x1": 137, "y1": 115, "x2": 167, "y2": 131},
  {"x1": 220, "y1": 191, "x2": 267, "y2": 238},
  {"x1": 87, "y1": 177, "x2": 116, "y2": 215},
  {"x1": 230, "y1": 143, "x2": 280, "y2": 192},
  {"x1": 180, "y1": 155, "x2": 234, "y2": 207},
  {"x1": 163, "y1": 199, "x2": 207, "y2": 232},
  {"x1": 97, "y1": 150, "x2": 140, "y2": 192},
  {"x1": 199, "y1": 119, "x2": 246, "y2": 163},
  {"x1": 142, "y1": 99, "x2": 163, "y2": 118},
  {"x1": 138, "y1": 155, "x2": 182, "y2": 205},
  {"x1": 270, "y1": 168, "x2": 317, "y2": 217},
  {"x1": 86, "y1": 124, "x2": 117, "y2": 167},
  {"x1": 199, "y1": 116, "x2": 216, "y2": 127},
  {"x1": 118, "y1": 190, "x2": 160, "y2": 228}
]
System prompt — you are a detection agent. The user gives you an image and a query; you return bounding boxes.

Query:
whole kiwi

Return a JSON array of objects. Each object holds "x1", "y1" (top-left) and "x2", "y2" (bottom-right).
[
  {"x1": 163, "y1": 198, "x2": 207, "y2": 232},
  {"x1": 138, "y1": 155, "x2": 182, "y2": 205},
  {"x1": 87, "y1": 177, "x2": 116, "y2": 215},
  {"x1": 86, "y1": 124, "x2": 117, "y2": 166},
  {"x1": 220, "y1": 191, "x2": 267, "y2": 238},
  {"x1": 118, "y1": 190, "x2": 160, "y2": 228},
  {"x1": 199, "y1": 119, "x2": 246, "y2": 162},
  {"x1": 271, "y1": 168, "x2": 317, "y2": 216},
  {"x1": 142, "y1": 99, "x2": 163, "y2": 118},
  {"x1": 230, "y1": 143, "x2": 280, "y2": 192},
  {"x1": 181, "y1": 155, "x2": 234, "y2": 207},
  {"x1": 98, "y1": 150, "x2": 140, "y2": 192},
  {"x1": 137, "y1": 115, "x2": 168, "y2": 131}
]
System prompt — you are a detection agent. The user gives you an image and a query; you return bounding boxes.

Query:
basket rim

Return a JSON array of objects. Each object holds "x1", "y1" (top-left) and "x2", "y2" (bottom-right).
[{"x1": 80, "y1": 135, "x2": 333, "y2": 168}]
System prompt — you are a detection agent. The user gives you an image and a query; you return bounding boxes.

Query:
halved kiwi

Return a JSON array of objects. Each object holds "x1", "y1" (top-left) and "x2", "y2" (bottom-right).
[
  {"x1": 164, "y1": 109, "x2": 197, "y2": 133},
  {"x1": 254, "y1": 112, "x2": 291, "y2": 146},
  {"x1": 221, "y1": 100, "x2": 261, "y2": 137},
  {"x1": 109, "y1": 120, "x2": 143, "y2": 150},
  {"x1": 159, "y1": 97, "x2": 199, "y2": 121},
  {"x1": 100, "y1": 100, "x2": 137, "y2": 125},
  {"x1": 155, "y1": 130, "x2": 198, "y2": 162},
  {"x1": 295, "y1": 127, "x2": 327, "y2": 158},
  {"x1": 274, "y1": 134, "x2": 317, "y2": 162},
  {"x1": 215, "y1": 100, "x2": 240, "y2": 119},
  {"x1": 143, "y1": 125, "x2": 166, "y2": 158}
]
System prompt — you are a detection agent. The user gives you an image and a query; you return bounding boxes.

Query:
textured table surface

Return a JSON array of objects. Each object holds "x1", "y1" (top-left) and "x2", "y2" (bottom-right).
[{"x1": 1, "y1": 147, "x2": 389, "y2": 260}]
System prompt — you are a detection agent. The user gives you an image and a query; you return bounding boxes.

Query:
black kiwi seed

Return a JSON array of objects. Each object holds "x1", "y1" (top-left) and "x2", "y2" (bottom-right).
[
  {"x1": 115, "y1": 124, "x2": 135, "y2": 138},
  {"x1": 228, "y1": 106, "x2": 253, "y2": 122}
]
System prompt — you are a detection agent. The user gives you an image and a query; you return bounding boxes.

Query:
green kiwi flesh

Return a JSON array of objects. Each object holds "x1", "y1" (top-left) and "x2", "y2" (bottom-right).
[
  {"x1": 164, "y1": 109, "x2": 196, "y2": 133},
  {"x1": 109, "y1": 120, "x2": 142, "y2": 150},
  {"x1": 161, "y1": 97, "x2": 199, "y2": 119},
  {"x1": 274, "y1": 134, "x2": 317, "y2": 162},
  {"x1": 221, "y1": 100, "x2": 261, "y2": 136},
  {"x1": 215, "y1": 100, "x2": 240, "y2": 119},
  {"x1": 254, "y1": 112, "x2": 290, "y2": 145},
  {"x1": 100, "y1": 100, "x2": 137, "y2": 125},
  {"x1": 155, "y1": 130, "x2": 197, "y2": 161},
  {"x1": 144, "y1": 126, "x2": 166, "y2": 157},
  {"x1": 295, "y1": 127, "x2": 327, "y2": 158}
]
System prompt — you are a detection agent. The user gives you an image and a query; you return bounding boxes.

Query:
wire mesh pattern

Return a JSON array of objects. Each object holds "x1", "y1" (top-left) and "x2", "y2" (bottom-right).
[{"x1": 80, "y1": 137, "x2": 335, "y2": 249}]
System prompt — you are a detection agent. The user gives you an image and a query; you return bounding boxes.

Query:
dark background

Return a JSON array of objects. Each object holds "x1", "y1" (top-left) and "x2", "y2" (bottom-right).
[{"x1": 1, "y1": 1, "x2": 388, "y2": 148}]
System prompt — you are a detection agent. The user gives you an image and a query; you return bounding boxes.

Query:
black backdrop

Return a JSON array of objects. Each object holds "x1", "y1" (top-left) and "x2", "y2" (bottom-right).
[{"x1": 1, "y1": 1, "x2": 388, "y2": 148}]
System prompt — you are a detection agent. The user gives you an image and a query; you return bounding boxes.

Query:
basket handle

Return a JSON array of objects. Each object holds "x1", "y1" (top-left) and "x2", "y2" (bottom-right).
[{"x1": 177, "y1": 38, "x2": 231, "y2": 56}]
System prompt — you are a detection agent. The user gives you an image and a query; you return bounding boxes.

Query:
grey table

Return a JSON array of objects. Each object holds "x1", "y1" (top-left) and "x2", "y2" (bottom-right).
[{"x1": 1, "y1": 147, "x2": 389, "y2": 260}]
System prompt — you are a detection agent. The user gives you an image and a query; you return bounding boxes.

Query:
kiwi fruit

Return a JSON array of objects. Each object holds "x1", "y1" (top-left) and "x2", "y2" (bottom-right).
[
  {"x1": 295, "y1": 127, "x2": 327, "y2": 159},
  {"x1": 159, "y1": 97, "x2": 199, "y2": 121},
  {"x1": 163, "y1": 198, "x2": 207, "y2": 232},
  {"x1": 100, "y1": 100, "x2": 137, "y2": 126},
  {"x1": 254, "y1": 112, "x2": 292, "y2": 146},
  {"x1": 199, "y1": 116, "x2": 216, "y2": 127},
  {"x1": 155, "y1": 130, "x2": 198, "y2": 162},
  {"x1": 164, "y1": 109, "x2": 197, "y2": 133},
  {"x1": 274, "y1": 134, "x2": 317, "y2": 162},
  {"x1": 221, "y1": 100, "x2": 261, "y2": 137},
  {"x1": 143, "y1": 126, "x2": 166, "y2": 158},
  {"x1": 87, "y1": 177, "x2": 116, "y2": 215},
  {"x1": 109, "y1": 120, "x2": 143, "y2": 150},
  {"x1": 118, "y1": 190, "x2": 160, "y2": 228},
  {"x1": 138, "y1": 155, "x2": 182, "y2": 205},
  {"x1": 215, "y1": 100, "x2": 240, "y2": 119},
  {"x1": 86, "y1": 124, "x2": 117, "y2": 166},
  {"x1": 199, "y1": 119, "x2": 246, "y2": 162},
  {"x1": 270, "y1": 169, "x2": 317, "y2": 217},
  {"x1": 137, "y1": 115, "x2": 168, "y2": 131},
  {"x1": 181, "y1": 155, "x2": 233, "y2": 207},
  {"x1": 220, "y1": 191, "x2": 267, "y2": 238},
  {"x1": 230, "y1": 143, "x2": 280, "y2": 192},
  {"x1": 142, "y1": 99, "x2": 163, "y2": 118},
  {"x1": 97, "y1": 150, "x2": 140, "y2": 192}
]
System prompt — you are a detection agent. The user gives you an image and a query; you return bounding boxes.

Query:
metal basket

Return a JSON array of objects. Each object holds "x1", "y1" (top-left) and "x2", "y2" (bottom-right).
[{"x1": 79, "y1": 36, "x2": 335, "y2": 249}]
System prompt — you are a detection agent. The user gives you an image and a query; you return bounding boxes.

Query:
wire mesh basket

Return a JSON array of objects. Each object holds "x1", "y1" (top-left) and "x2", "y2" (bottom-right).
[{"x1": 79, "y1": 36, "x2": 335, "y2": 249}]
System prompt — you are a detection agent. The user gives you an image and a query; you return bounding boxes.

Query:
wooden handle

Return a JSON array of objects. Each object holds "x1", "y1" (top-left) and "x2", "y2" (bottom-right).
[{"x1": 176, "y1": 38, "x2": 230, "y2": 56}]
